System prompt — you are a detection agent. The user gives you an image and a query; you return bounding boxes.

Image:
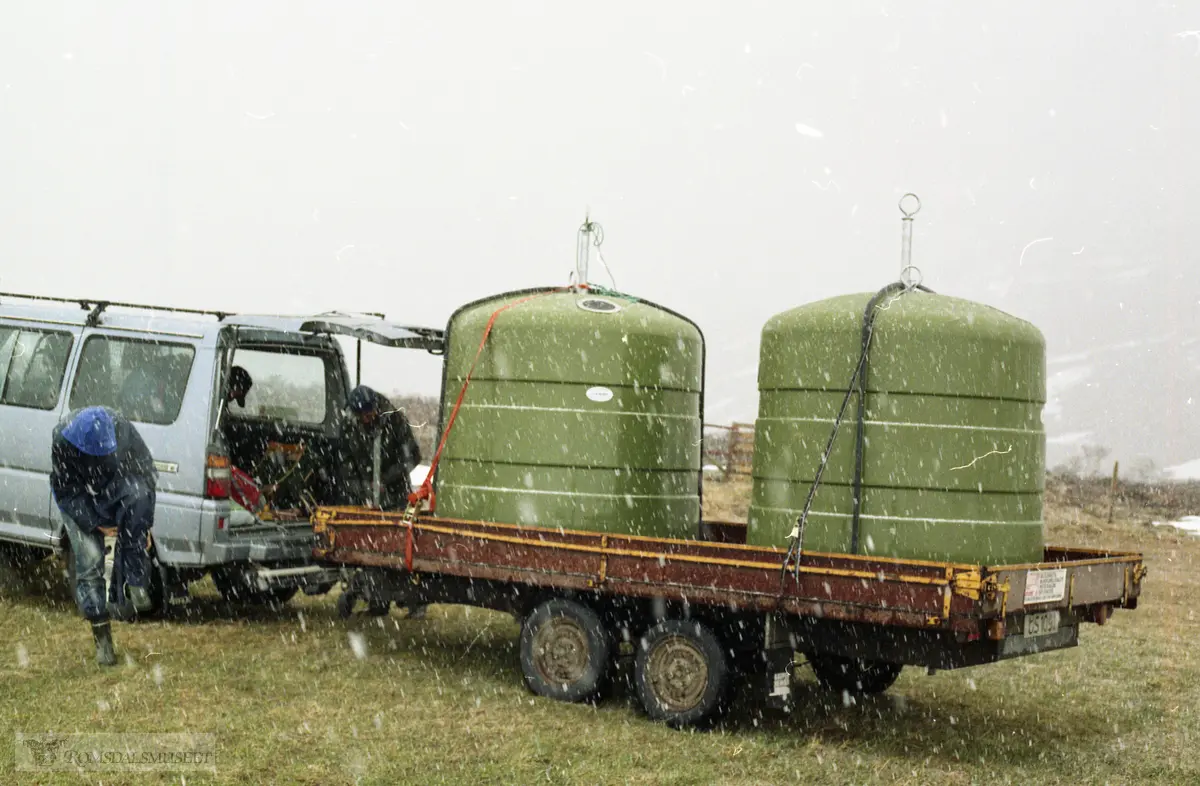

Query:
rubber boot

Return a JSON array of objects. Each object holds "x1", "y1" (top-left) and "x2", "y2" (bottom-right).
[{"x1": 91, "y1": 620, "x2": 117, "y2": 667}]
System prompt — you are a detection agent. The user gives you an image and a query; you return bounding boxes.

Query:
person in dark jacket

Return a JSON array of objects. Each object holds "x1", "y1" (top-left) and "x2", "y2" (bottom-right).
[
  {"x1": 343, "y1": 385, "x2": 422, "y2": 510},
  {"x1": 51, "y1": 406, "x2": 158, "y2": 666},
  {"x1": 226, "y1": 365, "x2": 253, "y2": 408},
  {"x1": 342, "y1": 386, "x2": 427, "y2": 619}
]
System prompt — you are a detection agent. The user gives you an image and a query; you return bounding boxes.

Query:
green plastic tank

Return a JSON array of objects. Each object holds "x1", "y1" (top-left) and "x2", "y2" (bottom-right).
[
  {"x1": 434, "y1": 288, "x2": 704, "y2": 539},
  {"x1": 749, "y1": 289, "x2": 1046, "y2": 565}
]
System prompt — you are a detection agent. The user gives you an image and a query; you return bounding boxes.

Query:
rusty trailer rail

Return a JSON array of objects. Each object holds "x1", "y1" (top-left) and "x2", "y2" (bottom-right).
[{"x1": 312, "y1": 507, "x2": 1144, "y2": 639}]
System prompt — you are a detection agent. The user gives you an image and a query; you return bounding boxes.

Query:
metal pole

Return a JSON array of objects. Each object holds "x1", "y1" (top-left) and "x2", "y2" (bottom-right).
[
  {"x1": 356, "y1": 340, "x2": 362, "y2": 387},
  {"x1": 576, "y1": 214, "x2": 595, "y2": 290},
  {"x1": 898, "y1": 193, "x2": 922, "y2": 288},
  {"x1": 372, "y1": 432, "x2": 382, "y2": 509},
  {"x1": 1107, "y1": 461, "x2": 1120, "y2": 523}
]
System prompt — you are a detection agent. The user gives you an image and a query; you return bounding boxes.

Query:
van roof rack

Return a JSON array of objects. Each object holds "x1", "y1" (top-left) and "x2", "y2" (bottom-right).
[
  {"x1": 0, "y1": 291, "x2": 233, "y2": 326},
  {"x1": 0, "y1": 293, "x2": 395, "y2": 329}
]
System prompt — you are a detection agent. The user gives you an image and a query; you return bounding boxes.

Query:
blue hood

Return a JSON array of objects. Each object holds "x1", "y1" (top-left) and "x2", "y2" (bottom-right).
[
  {"x1": 347, "y1": 385, "x2": 380, "y2": 415},
  {"x1": 62, "y1": 407, "x2": 118, "y2": 456}
]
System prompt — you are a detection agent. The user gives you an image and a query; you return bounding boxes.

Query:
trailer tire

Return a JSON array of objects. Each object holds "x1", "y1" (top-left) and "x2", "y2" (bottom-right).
[
  {"x1": 520, "y1": 598, "x2": 611, "y2": 704},
  {"x1": 635, "y1": 619, "x2": 729, "y2": 728},
  {"x1": 808, "y1": 653, "x2": 903, "y2": 695}
]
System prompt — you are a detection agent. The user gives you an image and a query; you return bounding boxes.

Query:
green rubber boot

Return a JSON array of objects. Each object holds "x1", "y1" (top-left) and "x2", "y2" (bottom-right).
[{"x1": 91, "y1": 620, "x2": 117, "y2": 667}]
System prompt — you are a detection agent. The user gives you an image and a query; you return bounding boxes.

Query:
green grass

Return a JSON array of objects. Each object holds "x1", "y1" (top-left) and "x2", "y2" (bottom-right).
[{"x1": 1, "y1": 494, "x2": 1198, "y2": 785}]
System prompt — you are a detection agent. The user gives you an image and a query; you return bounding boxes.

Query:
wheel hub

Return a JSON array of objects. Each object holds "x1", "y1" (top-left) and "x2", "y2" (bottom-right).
[
  {"x1": 646, "y1": 634, "x2": 709, "y2": 712},
  {"x1": 532, "y1": 617, "x2": 590, "y2": 685}
]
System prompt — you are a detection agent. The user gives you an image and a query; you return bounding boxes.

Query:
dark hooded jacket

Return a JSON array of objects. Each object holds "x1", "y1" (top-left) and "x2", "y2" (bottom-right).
[
  {"x1": 51, "y1": 407, "x2": 157, "y2": 507},
  {"x1": 342, "y1": 387, "x2": 421, "y2": 509}
]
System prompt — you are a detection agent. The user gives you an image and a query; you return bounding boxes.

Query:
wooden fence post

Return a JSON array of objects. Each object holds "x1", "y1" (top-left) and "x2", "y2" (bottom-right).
[
  {"x1": 724, "y1": 424, "x2": 739, "y2": 482},
  {"x1": 1107, "y1": 461, "x2": 1120, "y2": 523}
]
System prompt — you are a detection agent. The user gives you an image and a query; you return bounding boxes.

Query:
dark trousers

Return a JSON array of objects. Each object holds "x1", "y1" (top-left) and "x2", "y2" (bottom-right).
[{"x1": 55, "y1": 477, "x2": 155, "y2": 621}]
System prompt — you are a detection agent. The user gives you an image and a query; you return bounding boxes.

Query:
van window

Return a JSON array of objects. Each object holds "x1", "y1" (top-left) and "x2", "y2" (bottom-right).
[
  {"x1": 228, "y1": 349, "x2": 329, "y2": 425},
  {"x1": 0, "y1": 327, "x2": 74, "y2": 410},
  {"x1": 69, "y1": 336, "x2": 195, "y2": 425}
]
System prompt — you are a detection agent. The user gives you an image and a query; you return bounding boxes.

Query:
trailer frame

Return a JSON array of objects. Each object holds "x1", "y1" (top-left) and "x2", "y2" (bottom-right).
[{"x1": 313, "y1": 507, "x2": 1145, "y2": 726}]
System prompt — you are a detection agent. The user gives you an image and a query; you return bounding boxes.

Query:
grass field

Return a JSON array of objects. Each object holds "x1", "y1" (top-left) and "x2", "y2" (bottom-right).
[{"x1": 1, "y1": 479, "x2": 1197, "y2": 785}]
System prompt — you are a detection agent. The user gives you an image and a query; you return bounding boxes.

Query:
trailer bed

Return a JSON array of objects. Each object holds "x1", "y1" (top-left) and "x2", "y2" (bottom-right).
[
  {"x1": 311, "y1": 507, "x2": 1145, "y2": 725},
  {"x1": 313, "y1": 507, "x2": 1142, "y2": 648}
]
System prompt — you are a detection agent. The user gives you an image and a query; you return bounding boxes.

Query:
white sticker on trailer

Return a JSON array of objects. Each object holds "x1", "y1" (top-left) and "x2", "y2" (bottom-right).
[{"x1": 1023, "y1": 568, "x2": 1067, "y2": 605}]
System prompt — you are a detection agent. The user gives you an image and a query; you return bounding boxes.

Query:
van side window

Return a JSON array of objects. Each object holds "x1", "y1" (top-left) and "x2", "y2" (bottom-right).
[
  {"x1": 0, "y1": 327, "x2": 74, "y2": 410},
  {"x1": 228, "y1": 349, "x2": 330, "y2": 424},
  {"x1": 69, "y1": 336, "x2": 196, "y2": 425}
]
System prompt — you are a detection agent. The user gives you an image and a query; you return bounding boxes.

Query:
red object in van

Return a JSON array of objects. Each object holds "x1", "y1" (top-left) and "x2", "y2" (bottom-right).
[{"x1": 231, "y1": 466, "x2": 264, "y2": 512}]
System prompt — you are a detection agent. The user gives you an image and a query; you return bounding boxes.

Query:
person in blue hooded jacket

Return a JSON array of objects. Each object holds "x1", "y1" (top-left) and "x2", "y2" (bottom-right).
[{"x1": 51, "y1": 406, "x2": 158, "y2": 666}]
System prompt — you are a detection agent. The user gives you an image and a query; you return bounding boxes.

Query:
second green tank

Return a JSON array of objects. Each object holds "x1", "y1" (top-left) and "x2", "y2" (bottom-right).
[{"x1": 749, "y1": 289, "x2": 1046, "y2": 565}]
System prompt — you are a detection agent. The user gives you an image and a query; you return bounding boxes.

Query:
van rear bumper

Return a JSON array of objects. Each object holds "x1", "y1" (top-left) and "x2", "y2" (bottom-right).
[{"x1": 203, "y1": 527, "x2": 317, "y2": 566}]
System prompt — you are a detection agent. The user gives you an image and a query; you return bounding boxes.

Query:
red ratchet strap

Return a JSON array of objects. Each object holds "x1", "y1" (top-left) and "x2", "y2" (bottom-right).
[{"x1": 408, "y1": 287, "x2": 573, "y2": 511}]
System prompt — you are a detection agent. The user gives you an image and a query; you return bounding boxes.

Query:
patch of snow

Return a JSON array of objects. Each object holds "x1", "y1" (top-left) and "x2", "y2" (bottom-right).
[
  {"x1": 1046, "y1": 365, "x2": 1094, "y2": 399},
  {"x1": 1165, "y1": 459, "x2": 1200, "y2": 481},
  {"x1": 794, "y1": 123, "x2": 824, "y2": 138},
  {"x1": 1047, "y1": 431, "x2": 1092, "y2": 446},
  {"x1": 1152, "y1": 516, "x2": 1200, "y2": 537}
]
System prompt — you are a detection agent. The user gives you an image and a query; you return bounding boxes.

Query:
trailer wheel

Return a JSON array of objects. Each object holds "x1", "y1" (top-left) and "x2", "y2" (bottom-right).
[
  {"x1": 635, "y1": 619, "x2": 729, "y2": 728},
  {"x1": 520, "y1": 598, "x2": 611, "y2": 703},
  {"x1": 808, "y1": 653, "x2": 903, "y2": 695}
]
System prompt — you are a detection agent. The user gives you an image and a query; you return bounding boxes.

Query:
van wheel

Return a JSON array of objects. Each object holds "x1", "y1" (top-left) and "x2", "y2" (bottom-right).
[
  {"x1": 807, "y1": 653, "x2": 903, "y2": 695},
  {"x1": 0, "y1": 543, "x2": 44, "y2": 569},
  {"x1": 519, "y1": 598, "x2": 611, "y2": 703},
  {"x1": 634, "y1": 619, "x2": 729, "y2": 728},
  {"x1": 212, "y1": 570, "x2": 298, "y2": 607}
]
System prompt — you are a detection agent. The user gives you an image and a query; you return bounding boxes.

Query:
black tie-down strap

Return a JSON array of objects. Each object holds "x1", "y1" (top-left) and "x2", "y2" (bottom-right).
[{"x1": 779, "y1": 281, "x2": 934, "y2": 590}]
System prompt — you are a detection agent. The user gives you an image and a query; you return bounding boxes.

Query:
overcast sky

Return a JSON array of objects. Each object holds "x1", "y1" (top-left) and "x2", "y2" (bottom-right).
[{"x1": 1, "y1": 2, "x2": 1197, "y2": 471}]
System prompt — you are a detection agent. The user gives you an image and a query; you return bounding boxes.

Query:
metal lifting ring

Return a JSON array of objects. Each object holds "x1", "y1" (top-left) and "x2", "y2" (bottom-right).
[
  {"x1": 899, "y1": 193, "x2": 921, "y2": 218},
  {"x1": 900, "y1": 264, "x2": 923, "y2": 289}
]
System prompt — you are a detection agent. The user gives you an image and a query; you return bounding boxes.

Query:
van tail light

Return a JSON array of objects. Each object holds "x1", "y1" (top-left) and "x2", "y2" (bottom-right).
[{"x1": 205, "y1": 451, "x2": 232, "y2": 499}]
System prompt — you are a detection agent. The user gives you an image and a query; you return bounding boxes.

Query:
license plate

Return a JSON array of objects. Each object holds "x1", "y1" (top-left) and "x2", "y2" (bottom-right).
[{"x1": 1024, "y1": 610, "x2": 1061, "y2": 638}]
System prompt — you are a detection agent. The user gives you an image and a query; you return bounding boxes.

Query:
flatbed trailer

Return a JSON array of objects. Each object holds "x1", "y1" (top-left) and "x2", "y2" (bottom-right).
[{"x1": 313, "y1": 507, "x2": 1145, "y2": 728}]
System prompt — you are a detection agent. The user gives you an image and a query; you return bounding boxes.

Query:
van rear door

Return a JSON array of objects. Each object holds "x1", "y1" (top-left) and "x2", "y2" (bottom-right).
[{"x1": 297, "y1": 315, "x2": 445, "y2": 351}]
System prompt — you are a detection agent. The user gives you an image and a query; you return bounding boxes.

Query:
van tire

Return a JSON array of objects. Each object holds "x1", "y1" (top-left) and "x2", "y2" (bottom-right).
[
  {"x1": 212, "y1": 570, "x2": 298, "y2": 607},
  {"x1": 0, "y1": 543, "x2": 44, "y2": 570}
]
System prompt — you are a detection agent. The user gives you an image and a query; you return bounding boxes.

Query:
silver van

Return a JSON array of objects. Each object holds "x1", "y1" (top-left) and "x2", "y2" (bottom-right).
[{"x1": 0, "y1": 293, "x2": 442, "y2": 612}]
